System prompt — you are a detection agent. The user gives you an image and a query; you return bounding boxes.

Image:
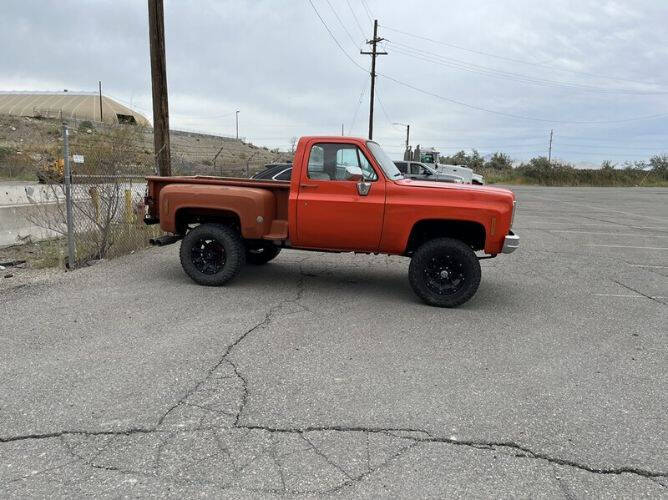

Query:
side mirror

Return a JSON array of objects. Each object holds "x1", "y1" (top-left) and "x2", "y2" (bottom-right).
[{"x1": 344, "y1": 165, "x2": 364, "y2": 182}]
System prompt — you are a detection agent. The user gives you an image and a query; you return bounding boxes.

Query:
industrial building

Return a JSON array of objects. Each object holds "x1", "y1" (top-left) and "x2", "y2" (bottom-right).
[{"x1": 0, "y1": 91, "x2": 150, "y2": 126}]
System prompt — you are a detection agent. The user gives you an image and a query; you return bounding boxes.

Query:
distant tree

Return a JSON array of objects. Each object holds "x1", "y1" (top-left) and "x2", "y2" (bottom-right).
[
  {"x1": 440, "y1": 150, "x2": 468, "y2": 165},
  {"x1": 600, "y1": 160, "x2": 616, "y2": 170},
  {"x1": 485, "y1": 152, "x2": 512, "y2": 171},
  {"x1": 440, "y1": 149, "x2": 483, "y2": 169},
  {"x1": 649, "y1": 154, "x2": 668, "y2": 178},
  {"x1": 289, "y1": 137, "x2": 297, "y2": 154}
]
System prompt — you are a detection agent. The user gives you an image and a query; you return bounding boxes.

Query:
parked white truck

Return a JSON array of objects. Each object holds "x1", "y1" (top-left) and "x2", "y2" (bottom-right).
[{"x1": 419, "y1": 147, "x2": 485, "y2": 185}]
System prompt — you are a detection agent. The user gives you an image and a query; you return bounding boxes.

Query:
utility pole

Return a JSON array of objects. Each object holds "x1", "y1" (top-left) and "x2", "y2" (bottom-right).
[
  {"x1": 548, "y1": 129, "x2": 553, "y2": 164},
  {"x1": 393, "y1": 122, "x2": 410, "y2": 150},
  {"x1": 148, "y1": 0, "x2": 171, "y2": 176},
  {"x1": 341, "y1": 123, "x2": 344, "y2": 136},
  {"x1": 235, "y1": 110, "x2": 240, "y2": 140},
  {"x1": 98, "y1": 81, "x2": 103, "y2": 122},
  {"x1": 361, "y1": 19, "x2": 387, "y2": 140}
]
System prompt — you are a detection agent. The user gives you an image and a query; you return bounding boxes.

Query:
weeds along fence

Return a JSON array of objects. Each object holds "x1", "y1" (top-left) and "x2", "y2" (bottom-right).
[
  {"x1": 25, "y1": 122, "x2": 289, "y2": 268},
  {"x1": 27, "y1": 124, "x2": 160, "y2": 267}
]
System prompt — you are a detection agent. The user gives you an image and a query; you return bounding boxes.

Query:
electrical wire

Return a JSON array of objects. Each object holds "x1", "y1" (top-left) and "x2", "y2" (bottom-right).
[
  {"x1": 307, "y1": 2, "x2": 668, "y2": 127},
  {"x1": 381, "y1": 25, "x2": 663, "y2": 88},
  {"x1": 345, "y1": 0, "x2": 366, "y2": 38},
  {"x1": 377, "y1": 72, "x2": 668, "y2": 124},
  {"x1": 360, "y1": 0, "x2": 374, "y2": 23},
  {"x1": 349, "y1": 77, "x2": 368, "y2": 134},
  {"x1": 325, "y1": 0, "x2": 362, "y2": 49},
  {"x1": 387, "y1": 41, "x2": 668, "y2": 96},
  {"x1": 307, "y1": 0, "x2": 367, "y2": 73},
  {"x1": 374, "y1": 86, "x2": 394, "y2": 126}
]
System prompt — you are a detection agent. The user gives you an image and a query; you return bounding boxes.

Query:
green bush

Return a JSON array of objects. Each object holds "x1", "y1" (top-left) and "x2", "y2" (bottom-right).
[{"x1": 78, "y1": 120, "x2": 94, "y2": 132}]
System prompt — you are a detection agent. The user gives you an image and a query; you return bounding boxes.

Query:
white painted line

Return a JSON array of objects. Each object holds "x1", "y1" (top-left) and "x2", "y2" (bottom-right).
[
  {"x1": 517, "y1": 193, "x2": 668, "y2": 222},
  {"x1": 627, "y1": 264, "x2": 668, "y2": 269},
  {"x1": 551, "y1": 230, "x2": 668, "y2": 238},
  {"x1": 586, "y1": 244, "x2": 668, "y2": 250}
]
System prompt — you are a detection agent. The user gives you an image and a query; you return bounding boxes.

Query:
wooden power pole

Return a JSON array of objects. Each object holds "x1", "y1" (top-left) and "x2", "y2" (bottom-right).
[
  {"x1": 548, "y1": 129, "x2": 554, "y2": 164},
  {"x1": 148, "y1": 0, "x2": 171, "y2": 176},
  {"x1": 361, "y1": 19, "x2": 387, "y2": 141}
]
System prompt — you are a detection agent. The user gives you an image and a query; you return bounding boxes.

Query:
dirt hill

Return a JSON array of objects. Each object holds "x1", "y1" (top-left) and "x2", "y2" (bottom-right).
[{"x1": 0, "y1": 115, "x2": 292, "y2": 180}]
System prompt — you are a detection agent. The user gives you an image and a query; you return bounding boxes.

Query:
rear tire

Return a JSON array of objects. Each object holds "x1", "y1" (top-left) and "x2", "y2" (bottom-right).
[
  {"x1": 179, "y1": 223, "x2": 245, "y2": 286},
  {"x1": 408, "y1": 237, "x2": 481, "y2": 307},
  {"x1": 246, "y1": 242, "x2": 281, "y2": 265}
]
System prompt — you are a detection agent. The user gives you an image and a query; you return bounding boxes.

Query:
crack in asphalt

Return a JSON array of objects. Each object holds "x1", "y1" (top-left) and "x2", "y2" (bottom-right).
[
  {"x1": 2, "y1": 257, "x2": 666, "y2": 494},
  {"x1": 236, "y1": 424, "x2": 667, "y2": 481},
  {"x1": 300, "y1": 432, "x2": 353, "y2": 481},
  {"x1": 611, "y1": 279, "x2": 667, "y2": 305}
]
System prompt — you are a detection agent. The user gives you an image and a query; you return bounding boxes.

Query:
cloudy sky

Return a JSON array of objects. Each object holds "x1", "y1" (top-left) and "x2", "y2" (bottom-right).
[{"x1": 2, "y1": 0, "x2": 668, "y2": 164}]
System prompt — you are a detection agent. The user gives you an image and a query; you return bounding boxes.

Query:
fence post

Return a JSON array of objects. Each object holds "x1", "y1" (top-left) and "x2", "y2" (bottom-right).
[{"x1": 63, "y1": 123, "x2": 76, "y2": 268}]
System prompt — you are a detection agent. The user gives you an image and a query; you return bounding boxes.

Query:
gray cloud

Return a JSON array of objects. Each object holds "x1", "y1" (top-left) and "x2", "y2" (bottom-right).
[{"x1": 1, "y1": 0, "x2": 667, "y2": 164}]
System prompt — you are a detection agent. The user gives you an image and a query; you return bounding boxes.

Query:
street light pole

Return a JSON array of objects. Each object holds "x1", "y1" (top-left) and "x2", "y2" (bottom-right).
[{"x1": 235, "y1": 110, "x2": 240, "y2": 140}]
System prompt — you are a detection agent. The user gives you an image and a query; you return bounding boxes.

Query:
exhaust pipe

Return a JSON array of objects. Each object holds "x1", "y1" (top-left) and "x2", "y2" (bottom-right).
[{"x1": 150, "y1": 234, "x2": 182, "y2": 246}]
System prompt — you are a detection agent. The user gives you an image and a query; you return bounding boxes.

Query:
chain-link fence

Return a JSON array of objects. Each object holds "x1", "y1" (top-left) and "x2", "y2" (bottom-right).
[
  {"x1": 26, "y1": 123, "x2": 160, "y2": 267},
  {"x1": 23, "y1": 121, "x2": 292, "y2": 267}
]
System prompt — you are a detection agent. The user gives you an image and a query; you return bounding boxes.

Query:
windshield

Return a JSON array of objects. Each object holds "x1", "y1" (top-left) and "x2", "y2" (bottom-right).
[
  {"x1": 367, "y1": 141, "x2": 403, "y2": 179},
  {"x1": 421, "y1": 152, "x2": 438, "y2": 164}
]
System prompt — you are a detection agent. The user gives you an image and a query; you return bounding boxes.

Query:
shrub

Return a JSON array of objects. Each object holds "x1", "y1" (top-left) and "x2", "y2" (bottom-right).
[{"x1": 78, "y1": 120, "x2": 94, "y2": 132}]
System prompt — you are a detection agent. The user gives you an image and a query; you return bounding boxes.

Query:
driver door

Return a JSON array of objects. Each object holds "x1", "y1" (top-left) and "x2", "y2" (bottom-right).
[{"x1": 296, "y1": 142, "x2": 385, "y2": 251}]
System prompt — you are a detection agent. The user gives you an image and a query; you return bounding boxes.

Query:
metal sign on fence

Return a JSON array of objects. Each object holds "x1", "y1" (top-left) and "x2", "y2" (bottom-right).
[{"x1": 72, "y1": 154, "x2": 85, "y2": 164}]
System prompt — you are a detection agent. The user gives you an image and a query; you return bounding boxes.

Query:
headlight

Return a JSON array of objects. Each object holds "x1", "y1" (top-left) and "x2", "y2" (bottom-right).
[{"x1": 511, "y1": 200, "x2": 517, "y2": 228}]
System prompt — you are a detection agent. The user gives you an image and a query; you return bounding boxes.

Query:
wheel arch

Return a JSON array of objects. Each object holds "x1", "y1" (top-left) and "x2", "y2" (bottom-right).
[
  {"x1": 174, "y1": 207, "x2": 241, "y2": 235},
  {"x1": 404, "y1": 219, "x2": 486, "y2": 255}
]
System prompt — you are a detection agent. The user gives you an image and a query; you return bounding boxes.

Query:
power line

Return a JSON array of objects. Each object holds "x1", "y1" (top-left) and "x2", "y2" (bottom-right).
[
  {"x1": 360, "y1": 0, "x2": 373, "y2": 23},
  {"x1": 325, "y1": 0, "x2": 361, "y2": 49},
  {"x1": 307, "y1": 0, "x2": 367, "y2": 72},
  {"x1": 374, "y1": 86, "x2": 394, "y2": 126},
  {"x1": 378, "y1": 72, "x2": 668, "y2": 124},
  {"x1": 306, "y1": 2, "x2": 668, "y2": 126},
  {"x1": 387, "y1": 41, "x2": 668, "y2": 95},
  {"x1": 345, "y1": 0, "x2": 366, "y2": 38},
  {"x1": 381, "y1": 25, "x2": 663, "y2": 88},
  {"x1": 349, "y1": 76, "x2": 368, "y2": 134}
]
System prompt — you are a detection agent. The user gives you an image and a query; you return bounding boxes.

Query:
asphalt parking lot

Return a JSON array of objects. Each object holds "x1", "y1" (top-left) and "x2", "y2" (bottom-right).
[{"x1": 1, "y1": 186, "x2": 666, "y2": 497}]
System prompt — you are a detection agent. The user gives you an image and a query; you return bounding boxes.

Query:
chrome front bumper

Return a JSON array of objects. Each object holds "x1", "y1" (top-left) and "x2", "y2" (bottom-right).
[{"x1": 502, "y1": 231, "x2": 520, "y2": 254}]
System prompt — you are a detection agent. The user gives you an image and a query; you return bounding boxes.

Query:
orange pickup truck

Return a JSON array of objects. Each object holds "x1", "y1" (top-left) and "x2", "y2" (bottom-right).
[{"x1": 145, "y1": 136, "x2": 519, "y2": 307}]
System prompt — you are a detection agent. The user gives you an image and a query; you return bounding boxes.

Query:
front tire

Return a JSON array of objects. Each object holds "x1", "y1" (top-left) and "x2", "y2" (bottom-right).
[
  {"x1": 179, "y1": 223, "x2": 245, "y2": 286},
  {"x1": 246, "y1": 242, "x2": 281, "y2": 265},
  {"x1": 408, "y1": 237, "x2": 481, "y2": 307}
]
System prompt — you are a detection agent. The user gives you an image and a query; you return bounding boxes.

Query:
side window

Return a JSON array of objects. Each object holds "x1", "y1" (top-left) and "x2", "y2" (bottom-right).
[
  {"x1": 410, "y1": 163, "x2": 421, "y2": 175},
  {"x1": 307, "y1": 143, "x2": 378, "y2": 181},
  {"x1": 395, "y1": 162, "x2": 407, "y2": 174}
]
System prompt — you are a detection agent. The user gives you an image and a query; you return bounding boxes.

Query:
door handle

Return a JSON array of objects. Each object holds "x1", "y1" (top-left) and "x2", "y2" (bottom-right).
[{"x1": 300, "y1": 183, "x2": 319, "y2": 188}]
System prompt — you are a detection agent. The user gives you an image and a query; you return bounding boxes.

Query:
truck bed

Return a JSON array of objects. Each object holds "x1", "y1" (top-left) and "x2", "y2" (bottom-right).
[{"x1": 145, "y1": 175, "x2": 290, "y2": 239}]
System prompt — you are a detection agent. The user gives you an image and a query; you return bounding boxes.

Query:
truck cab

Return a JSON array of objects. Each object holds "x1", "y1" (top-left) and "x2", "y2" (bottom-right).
[{"x1": 145, "y1": 136, "x2": 518, "y2": 307}]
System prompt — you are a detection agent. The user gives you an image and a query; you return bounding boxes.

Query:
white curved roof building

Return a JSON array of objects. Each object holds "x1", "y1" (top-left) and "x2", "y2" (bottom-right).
[{"x1": 0, "y1": 91, "x2": 150, "y2": 126}]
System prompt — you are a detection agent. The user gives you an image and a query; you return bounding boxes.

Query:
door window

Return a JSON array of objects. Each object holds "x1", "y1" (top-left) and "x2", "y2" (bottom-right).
[{"x1": 307, "y1": 143, "x2": 377, "y2": 181}]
